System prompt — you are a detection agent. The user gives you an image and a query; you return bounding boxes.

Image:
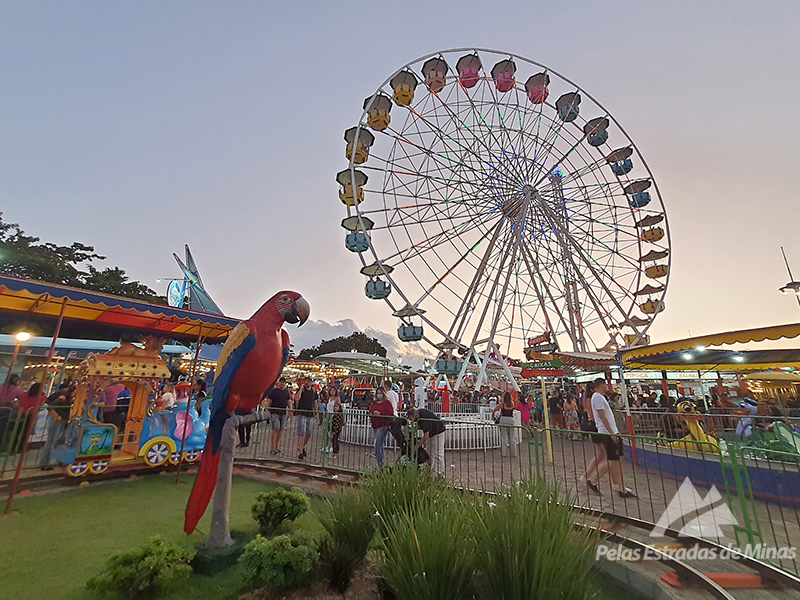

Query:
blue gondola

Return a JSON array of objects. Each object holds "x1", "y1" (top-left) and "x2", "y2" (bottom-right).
[
  {"x1": 365, "y1": 278, "x2": 391, "y2": 299},
  {"x1": 587, "y1": 128, "x2": 608, "y2": 147},
  {"x1": 558, "y1": 103, "x2": 579, "y2": 122},
  {"x1": 630, "y1": 192, "x2": 651, "y2": 208},
  {"x1": 611, "y1": 158, "x2": 633, "y2": 176},
  {"x1": 435, "y1": 359, "x2": 463, "y2": 374},
  {"x1": 398, "y1": 325, "x2": 424, "y2": 342},
  {"x1": 345, "y1": 232, "x2": 369, "y2": 253}
]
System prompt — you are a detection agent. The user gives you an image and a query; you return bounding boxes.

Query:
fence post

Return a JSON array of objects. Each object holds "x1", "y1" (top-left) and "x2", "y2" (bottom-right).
[{"x1": 720, "y1": 443, "x2": 762, "y2": 549}]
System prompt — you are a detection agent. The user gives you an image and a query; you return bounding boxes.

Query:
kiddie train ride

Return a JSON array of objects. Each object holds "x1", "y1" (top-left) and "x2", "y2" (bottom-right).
[{"x1": 53, "y1": 340, "x2": 211, "y2": 476}]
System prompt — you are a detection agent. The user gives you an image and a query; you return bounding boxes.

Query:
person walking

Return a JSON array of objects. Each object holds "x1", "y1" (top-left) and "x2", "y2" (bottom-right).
[
  {"x1": 293, "y1": 377, "x2": 318, "y2": 460},
  {"x1": 549, "y1": 393, "x2": 565, "y2": 433},
  {"x1": 580, "y1": 382, "x2": 605, "y2": 494},
  {"x1": 330, "y1": 395, "x2": 345, "y2": 457},
  {"x1": 369, "y1": 388, "x2": 394, "y2": 467},
  {"x1": 493, "y1": 392, "x2": 518, "y2": 458},
  {"x1": 585, "y1": 378, "x2": 636, "y2": 498},
  {"x1": 235, "y1": 406, "x2": 253, "y2": 448},
  {"x1": 516, "y1": 394, "x2": 534, "y2": 435},
  {"x1": 265, "y1": 377, "x2": 291, "y2": 455},
  {"x1": 407, "y1": 407, "x2": 446, "y2": 474},
  {"x1": 384, "y1": 380, "x2": 399, "y2": 414},
  {"x1": 564, "y1": 393, "x2": 581, "y2": 439}
]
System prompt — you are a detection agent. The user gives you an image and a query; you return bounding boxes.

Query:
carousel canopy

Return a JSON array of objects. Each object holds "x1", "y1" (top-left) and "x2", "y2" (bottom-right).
[{"x1": 0, "y1": 275, "x2": 238, "y2": 344}]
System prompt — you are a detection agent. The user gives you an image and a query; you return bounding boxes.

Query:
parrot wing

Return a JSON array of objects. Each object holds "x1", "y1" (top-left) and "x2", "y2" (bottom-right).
[{"x1": 184, "y1": 322, "x2": 256, "y2": 534}]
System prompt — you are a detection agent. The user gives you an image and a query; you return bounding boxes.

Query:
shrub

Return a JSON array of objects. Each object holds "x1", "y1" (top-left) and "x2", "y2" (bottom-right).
[
  {"x1": 317, "y1": 487, "x2": 377, "y2": 592},
  {"x1": 86, "y1": 536, "x2": 195, "y2": 599},
  {"x1": 251, "y1": 487, "x2": 310, "y2": 534},
  {"x1": 473, "y1": 479, "x2": 600, "y2": 600},
  {"x1": 378, "y1": 497, "x2": 478, "y2": 600},
  {"x1": 238, "y1": 531, "x2": 318, "y2": 588}
]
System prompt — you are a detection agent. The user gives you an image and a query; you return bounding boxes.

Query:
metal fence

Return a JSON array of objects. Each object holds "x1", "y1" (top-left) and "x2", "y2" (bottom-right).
[
  {"x1": 5, "y1": 404, "x2": 800, "y2": 576},
  {"x1": 231, "y1": 408, "x2": 800, "y2": 576}
]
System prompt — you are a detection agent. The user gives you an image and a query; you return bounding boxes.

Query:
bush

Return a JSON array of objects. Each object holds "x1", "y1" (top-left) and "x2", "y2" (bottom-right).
[
  {"x1": 86, "y1": 536, "x2": 195, "y2": 599},
  {"x1": 251, "y1": 487, "x2": 310, "y2": 534},
  {"x1": 378, "y1": 497, "x2": 478, "y2": 600},
  {"x1": 473, "y1": 479, "x2": 600, "y2": 600},
  {"x1": 317, "y1": 487, "x2": 377, "y2": 592},
  {"x1": 238, "y1": 531, "x2": 318, "y2": 588}
]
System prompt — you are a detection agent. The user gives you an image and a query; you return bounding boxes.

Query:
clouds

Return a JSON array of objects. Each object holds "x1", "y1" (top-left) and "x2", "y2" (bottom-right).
[{"x1": 290, "y1": 318, "x2": 432, "y2": 369}]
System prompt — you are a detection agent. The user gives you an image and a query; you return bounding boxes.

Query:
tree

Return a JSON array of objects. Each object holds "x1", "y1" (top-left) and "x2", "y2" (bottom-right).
[
  {"x1": 297, "y1": 332, "x2": 387, "y2": 360},
  {"x1": 0, "y1": 213, "x2": 166, "y2": 304}
]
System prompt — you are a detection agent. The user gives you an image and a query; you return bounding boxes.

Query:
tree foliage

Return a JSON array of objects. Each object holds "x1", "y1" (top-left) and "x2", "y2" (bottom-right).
[
  {"x1": 0, "y1": 213, "x2": 165, "y2": 304},
  {"x1": 297, "y1": 331, "x2": 387, "y2": 360}
]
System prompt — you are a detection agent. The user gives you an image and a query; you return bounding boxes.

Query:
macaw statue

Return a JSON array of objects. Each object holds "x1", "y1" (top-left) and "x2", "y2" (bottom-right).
[
  {"x1": 184, "y1": 291, "x2": 309, "y2": 534},
  {"x1": 734, "y1": 397, "x2": 759, "y2": 441}
]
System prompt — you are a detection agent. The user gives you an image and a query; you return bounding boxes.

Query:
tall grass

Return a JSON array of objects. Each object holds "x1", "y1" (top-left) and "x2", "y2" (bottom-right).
[
  {"x1": 316, "y1": 487, "x2": 377, "y2": 592},
  {"x1": 473, "y1": 479, "x2": 601, "y2": 600},
  {"x1": 363, "y1": 466, "x2": 451, "y2": 532},
  {"x1": 378, "y1": 498, "x2": 479, "y2": 600}
]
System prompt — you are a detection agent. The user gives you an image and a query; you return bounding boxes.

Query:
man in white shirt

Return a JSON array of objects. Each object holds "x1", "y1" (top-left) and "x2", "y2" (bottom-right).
[
  {"x1": 590, "y1": 378, "x2": 636, "y2": 499},
  {"x1": 384, "y1": 380, "x2": 399, "y2": 414}
]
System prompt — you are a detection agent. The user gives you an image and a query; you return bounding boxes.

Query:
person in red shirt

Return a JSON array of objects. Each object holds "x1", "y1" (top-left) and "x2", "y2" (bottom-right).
[
  {"x1": 11, "y1": 382, "x2": 44, "y2": 451},
  {"x1": 369, "y1": 388, "x2": 394, "y2": 467}
]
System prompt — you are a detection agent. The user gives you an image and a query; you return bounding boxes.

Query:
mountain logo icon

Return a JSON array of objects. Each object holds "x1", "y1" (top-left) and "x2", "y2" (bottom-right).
[{"x1": 650, "y1": 478, "x2": 738, "y2": 539}]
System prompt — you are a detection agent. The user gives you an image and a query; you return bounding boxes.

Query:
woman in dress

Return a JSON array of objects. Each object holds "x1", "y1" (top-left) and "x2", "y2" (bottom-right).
[{"x1": 564, "y1": 393, "x2": 580, "y2": 439}]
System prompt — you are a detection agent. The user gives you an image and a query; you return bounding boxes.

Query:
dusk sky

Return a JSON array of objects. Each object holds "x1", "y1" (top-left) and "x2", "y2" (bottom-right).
[{"x1": 3, "y1": 1, "x2": 799, "y2": 363}]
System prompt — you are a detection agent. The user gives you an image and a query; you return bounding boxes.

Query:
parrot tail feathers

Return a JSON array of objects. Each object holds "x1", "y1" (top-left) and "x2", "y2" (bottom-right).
[{"x1": 184, "y1": 432, "x2": 221, "y2": 534}]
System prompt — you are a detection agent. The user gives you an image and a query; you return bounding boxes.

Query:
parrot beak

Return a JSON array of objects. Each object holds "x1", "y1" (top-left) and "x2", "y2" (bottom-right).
[{"x1": 284, "y1": 296, "x2": 310, "y2": 326}]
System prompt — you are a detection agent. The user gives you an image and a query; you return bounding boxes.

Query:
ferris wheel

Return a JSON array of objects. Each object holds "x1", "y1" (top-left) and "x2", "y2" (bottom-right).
[{"x1": 337, "y1": 48, "x2": 670, "y2": 383}]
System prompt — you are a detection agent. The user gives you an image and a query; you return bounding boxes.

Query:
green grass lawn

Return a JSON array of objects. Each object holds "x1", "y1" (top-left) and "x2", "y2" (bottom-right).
[{"x1": 0, "y1": 474, "x2": 323, "y2": 600}]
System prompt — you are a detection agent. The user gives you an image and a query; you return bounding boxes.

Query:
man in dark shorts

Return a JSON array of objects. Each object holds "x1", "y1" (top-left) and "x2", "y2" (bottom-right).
[
  {"x1": 265, "y1": 377, "x2": 291, "y2": 455},
  {"x1": 293, "y1": 377, "x2": 318, "y2": 459},
  {"x1": 590, "y1": 378, "x2": 636, "y2": 498}
]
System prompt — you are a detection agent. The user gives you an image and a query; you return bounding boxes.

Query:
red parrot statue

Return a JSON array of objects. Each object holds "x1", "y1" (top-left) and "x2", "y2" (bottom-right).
[{"x1": 184, "y1": 291, "x2": 309, "y2": 534}]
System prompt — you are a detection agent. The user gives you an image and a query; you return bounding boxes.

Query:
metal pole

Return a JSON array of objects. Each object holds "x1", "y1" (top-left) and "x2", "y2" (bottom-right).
[
  {"x1": 175, "y1": 327, "x2": 203, "y2": 484},
  {"x1": 540, "y1": 376, "x2": 553, "y2": 463},
  {"x1": 616, "y1": 351, "x2": 637, "y2": 465},
  {"x1": 3, "y1": 401, "x2": 38, "y2": 515}
]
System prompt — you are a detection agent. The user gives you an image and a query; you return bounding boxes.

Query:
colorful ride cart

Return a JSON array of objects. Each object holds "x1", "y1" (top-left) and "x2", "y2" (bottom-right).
[{"x1": 54, "y1": 340, "x2": 211, "y2": 476}]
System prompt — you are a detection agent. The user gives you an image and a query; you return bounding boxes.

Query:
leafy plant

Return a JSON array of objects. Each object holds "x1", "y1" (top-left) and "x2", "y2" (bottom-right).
[
  {"x1": 86, "y1": 536, "x2": 195, "y2": 599},
  {"x1": 378, "y1": 497, "x2": 478, "y2": 600},
  {"x1": 473, "y1": 479, "x2": 600, "y2": 600},
  {"x1": 364, "y1": 465, "x2": 451, "y2": 533},
  {"x1": 238, "y1": 531, "x2": 318, "y2": 588},
  {"x1": 251, "y1": 487, "x2": 310, "y2": 534},
  {"x1": 317, "y1": 487, "x2": 377, "y2": 592}
]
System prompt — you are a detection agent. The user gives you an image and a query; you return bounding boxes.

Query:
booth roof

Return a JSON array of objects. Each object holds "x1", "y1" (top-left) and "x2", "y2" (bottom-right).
[
  {"x1": 0, "y1": 275, "x2": 238, "y2": 344},
  {"x1": 623, "y1": 348, "x2": 800, "y2": 371},
  {"x1": 622, "y1": 323, "x2": 800, "y2": 361}
]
